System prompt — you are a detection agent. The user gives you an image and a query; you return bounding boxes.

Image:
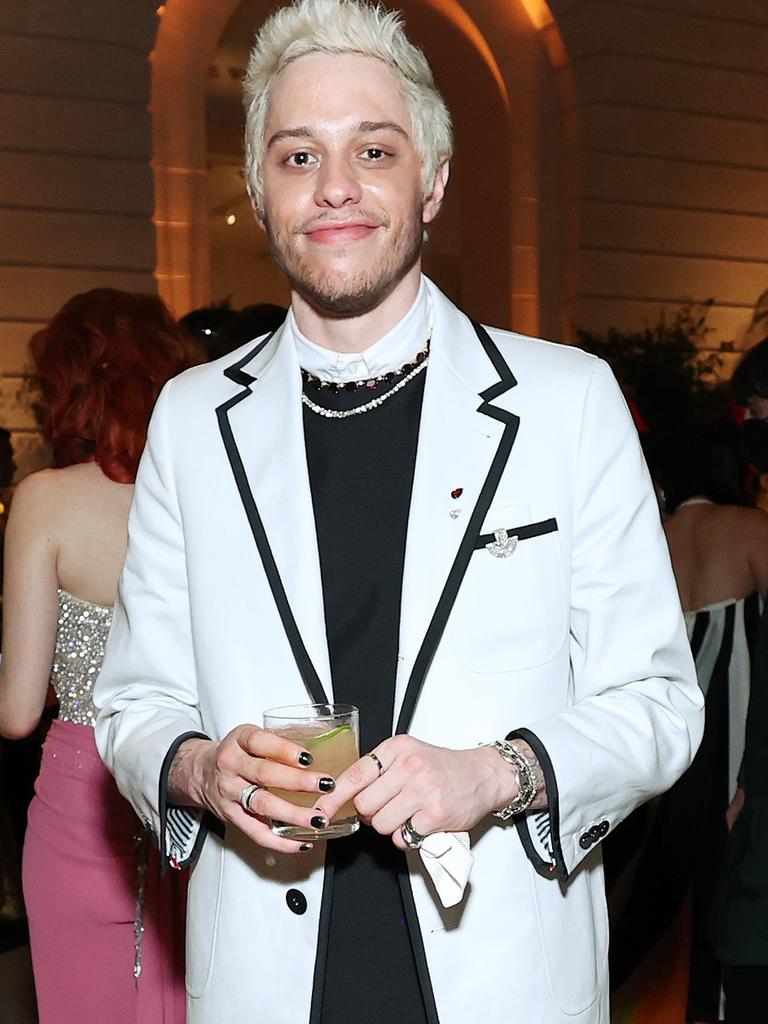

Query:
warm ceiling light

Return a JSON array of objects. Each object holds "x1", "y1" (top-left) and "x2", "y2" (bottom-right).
[
  {"x1": 225, "y1": 213, "x2": 237, "y2": 226},
  {"x1": 519, "y1": 0, "x2": 555, "y2": 30},
  {"x1": 156, "y1": 4, "x2": 166, "y2": 16}
]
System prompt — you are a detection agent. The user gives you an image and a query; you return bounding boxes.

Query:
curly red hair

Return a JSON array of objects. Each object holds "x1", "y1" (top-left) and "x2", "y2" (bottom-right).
[{"x1": 30, "y1": 289, "x2": 203, "y2": 484}]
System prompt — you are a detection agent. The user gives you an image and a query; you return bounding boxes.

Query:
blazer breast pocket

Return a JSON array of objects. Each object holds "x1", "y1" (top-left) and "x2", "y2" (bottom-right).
[{"x1": 450, "y1": 512, "x2": 567, "y2": 673}]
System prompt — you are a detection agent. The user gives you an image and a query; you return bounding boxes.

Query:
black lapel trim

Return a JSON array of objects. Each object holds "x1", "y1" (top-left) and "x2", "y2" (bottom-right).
[
  {"x1": 397, "y1": 870, "x2": 441, "y2": 1024},
  {"x1": 157, "y1": 729, "x2": 210, "y2": 874},
  {"x1": 215, "y1": 340, "x2": 329, "y2": 706},
  {"x1": 221, "y1": 330, "x2": 274, "y2": 386},
  {"x1": 395, "y1": 320, "x2": 519, "y2": 735},
  {"x1": 475, "y1": 516, "x2": 558, "y2": 549},
  {"x1": 508, "y1": 725, "x2": 567, "y2": 883},
  {"x1": 308, "y1": 858, "x2": 335, "y2": 1023}
]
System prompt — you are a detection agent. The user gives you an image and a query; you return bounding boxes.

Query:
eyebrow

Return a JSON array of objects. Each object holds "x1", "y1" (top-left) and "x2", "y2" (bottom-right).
[
  {"x1": 266, "y1": 126, "x2": 313, "y2": 150},
  {"x1": 357, "y1": 121, "x2": 409, "y2": 139},
  {"x1": 266, "y1": 120, "x2": 409, "y2": 150}
]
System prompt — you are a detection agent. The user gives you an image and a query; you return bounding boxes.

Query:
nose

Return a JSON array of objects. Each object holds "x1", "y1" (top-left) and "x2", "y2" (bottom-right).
[{"x1": 313, "y1": 154, "x2": 361, "y2": 208}]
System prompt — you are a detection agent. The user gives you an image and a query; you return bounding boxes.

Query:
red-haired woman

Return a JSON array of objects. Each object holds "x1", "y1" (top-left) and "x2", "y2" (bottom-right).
[{"x1": 0, "y1": 289, "x2": 201, "y2": 1023}]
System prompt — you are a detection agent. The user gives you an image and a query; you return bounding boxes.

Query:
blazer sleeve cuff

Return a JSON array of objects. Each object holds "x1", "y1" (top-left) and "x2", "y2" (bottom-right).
[
  {"x1": 158, "y1": 730, "x2": 223, "y2": 873},
  {"x1": 506, "y1": 727, "x2": 567, "y2": 883}
]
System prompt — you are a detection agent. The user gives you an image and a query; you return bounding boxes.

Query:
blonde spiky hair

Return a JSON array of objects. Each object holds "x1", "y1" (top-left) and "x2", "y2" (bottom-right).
[{"x1": 243, "y1": 0, "x2": 453, "y2": 212}]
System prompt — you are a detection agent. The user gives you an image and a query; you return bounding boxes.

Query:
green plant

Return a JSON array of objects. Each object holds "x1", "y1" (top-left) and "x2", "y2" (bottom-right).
[{"x1": 575, "y1": 301, "x2": 724, "y2": 433}]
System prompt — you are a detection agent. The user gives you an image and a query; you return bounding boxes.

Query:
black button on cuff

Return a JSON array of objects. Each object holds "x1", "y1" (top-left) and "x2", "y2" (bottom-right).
[
  {"x1": 598, "y1": 820, "x2": 609, "y2": 837},
  {"x1": 579, "y1": 834, "x2": 592, "y2": 850},
  {"x1": 286, "y1": 888, "x2": 307, "y2": 915}
]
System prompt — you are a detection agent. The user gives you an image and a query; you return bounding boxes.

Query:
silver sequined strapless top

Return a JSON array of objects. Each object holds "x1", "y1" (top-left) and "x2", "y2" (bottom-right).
[{"x1": 51, "y1": 588, "x2": 113, "y2": 727}]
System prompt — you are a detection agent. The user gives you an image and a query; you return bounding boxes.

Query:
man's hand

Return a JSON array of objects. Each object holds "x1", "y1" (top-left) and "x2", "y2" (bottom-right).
[
  {"x1": 314, "y1": 735, "x2": 528, "y2": 850},
  {"x1": 168, "y1": 725, "x2": 337, "y2": 853}
]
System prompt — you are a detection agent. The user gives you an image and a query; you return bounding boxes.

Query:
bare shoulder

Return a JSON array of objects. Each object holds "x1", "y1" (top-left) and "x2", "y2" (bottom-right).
[
  {"x1": 11, "y1": 464, "x2": 130, "y2": 527},
  {"x1": 9, "y1": 467, "x2": 62, "y2": 520},
  {"x1": 728, "y1": 505, "x2": 768, "y2": 541},
  {"x1": 698, "y1": 505, "x2": 768, "y2": 554}
]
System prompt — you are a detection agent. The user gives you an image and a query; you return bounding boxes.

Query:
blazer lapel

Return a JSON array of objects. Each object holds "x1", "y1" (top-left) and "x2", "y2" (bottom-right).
[
  {"x1": 213, "y1": 284, "x2": 519, "y2": 727},
  {"x1": 215, "y1": 326, "x2": 332, "y2": 705},
  {"x1": 394, "y1": 285, "x2": 520, "y2": 731}
]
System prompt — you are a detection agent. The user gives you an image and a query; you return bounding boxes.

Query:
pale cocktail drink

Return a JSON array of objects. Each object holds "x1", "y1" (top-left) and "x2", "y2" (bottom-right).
[{"x1": 263, "y1": 704, "x2": 359, "y2": 840}]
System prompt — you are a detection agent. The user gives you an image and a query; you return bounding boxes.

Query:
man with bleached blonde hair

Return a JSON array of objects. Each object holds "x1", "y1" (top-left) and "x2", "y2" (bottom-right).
[{"x1": 96, "y1": 2, "x2": 703, "y2": 1021}]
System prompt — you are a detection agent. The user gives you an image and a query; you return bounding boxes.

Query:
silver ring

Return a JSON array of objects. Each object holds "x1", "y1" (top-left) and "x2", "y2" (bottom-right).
[
  {"x1": 367, "y1": 751, "x2": 384, "y2": 776},
  {"x1": 239, "y1": 783, "x2": 261, "y2": 813},
  {"x1": 400, "y1": 817, "x2": 427, "y2": 850}
]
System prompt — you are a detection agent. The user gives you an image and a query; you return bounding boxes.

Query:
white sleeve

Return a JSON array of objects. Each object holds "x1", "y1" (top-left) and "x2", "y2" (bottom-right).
[
  {"x1": 512, "y1": 359, "x2": 704, "y2": 881},
  {"x1": 94, "y1": 379, "x2": 209, "y2": 868}
]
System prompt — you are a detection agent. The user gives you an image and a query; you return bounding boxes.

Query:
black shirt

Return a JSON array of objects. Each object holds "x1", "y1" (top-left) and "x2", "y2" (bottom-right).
[{"x1": 302, "y1": 372, "x2": 429, "y2": 1024}]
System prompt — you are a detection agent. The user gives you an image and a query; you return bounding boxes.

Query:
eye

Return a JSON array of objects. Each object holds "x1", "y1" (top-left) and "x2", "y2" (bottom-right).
[
  {"x1": 362, "y1": 147, "x2": 388, "y2": 161},
  {"x1": 285, "y1": 151, "x2": 316, "y2": 168}
]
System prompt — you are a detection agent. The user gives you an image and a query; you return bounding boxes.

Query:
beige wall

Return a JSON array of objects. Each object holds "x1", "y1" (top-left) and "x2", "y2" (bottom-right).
[
  {"x1": 0, "y1": 1, "x2": 157, "y2": 476},
  {"x1": 550, "y1": 0, "x2": 768, "y2": 361},
  {"x1": 2, "y1": 0, "x2": 768, "y2": 472}
]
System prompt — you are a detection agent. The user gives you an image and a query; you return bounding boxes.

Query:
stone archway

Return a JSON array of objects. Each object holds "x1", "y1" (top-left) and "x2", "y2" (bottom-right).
[{"x1": 151, "y1": 0, "x2": 573, "y2": 336}]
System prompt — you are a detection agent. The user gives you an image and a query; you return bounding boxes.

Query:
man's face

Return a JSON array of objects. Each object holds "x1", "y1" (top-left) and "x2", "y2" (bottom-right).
[{"x1": 257, "y1": 52, "x2": 445, "y2": 317}]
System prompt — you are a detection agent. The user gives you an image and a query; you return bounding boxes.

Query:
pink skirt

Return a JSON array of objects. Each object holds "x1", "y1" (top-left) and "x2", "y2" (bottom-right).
[{"x1": 22, "y1": 719, "x2": 186, "y2": 1023}]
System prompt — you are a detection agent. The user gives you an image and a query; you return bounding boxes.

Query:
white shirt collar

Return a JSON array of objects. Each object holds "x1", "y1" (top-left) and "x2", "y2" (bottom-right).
[{"x1": 289, "y1": 278, "x2": 430, "y2": 383}]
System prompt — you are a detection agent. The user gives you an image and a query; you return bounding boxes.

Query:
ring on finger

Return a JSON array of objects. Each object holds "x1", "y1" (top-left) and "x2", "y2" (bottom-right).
[
  {"x1": 401, "y1": 816, "x2": 427, "y2": 850},
  {"x1": 366, "y1": 751, "x2": 384, "y2": 776},
  {"x1": 239, "y1": 783, "x2": 261, "y2": 813}
]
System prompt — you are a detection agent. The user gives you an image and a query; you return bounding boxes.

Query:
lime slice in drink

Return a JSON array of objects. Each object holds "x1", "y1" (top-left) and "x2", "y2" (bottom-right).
[{"x1": 306, "y1": 724, "x2": 351, "y2": 748}]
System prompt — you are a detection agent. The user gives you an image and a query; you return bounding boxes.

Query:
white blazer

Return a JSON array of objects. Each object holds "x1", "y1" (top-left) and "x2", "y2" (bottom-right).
[{"x1": 95, "y1": 277, "x2": 703, "y2": 1024}]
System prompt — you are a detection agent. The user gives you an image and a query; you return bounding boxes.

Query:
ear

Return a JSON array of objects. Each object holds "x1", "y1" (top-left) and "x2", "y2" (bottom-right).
[
  {"x1": 422, "y1": 160, "x2": 450, "y2": 225},
  {"x1": 246, "y1": 182, "x2": 266, "y2": 230}
]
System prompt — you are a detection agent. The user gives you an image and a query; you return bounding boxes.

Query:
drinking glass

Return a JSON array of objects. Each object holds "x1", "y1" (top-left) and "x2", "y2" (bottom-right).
[{"x1": 263, "y1": 703, "x2": 359, "y2": 840}]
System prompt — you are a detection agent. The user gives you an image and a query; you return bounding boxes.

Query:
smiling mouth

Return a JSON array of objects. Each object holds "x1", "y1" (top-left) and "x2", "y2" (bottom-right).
[{"x1": 304, "y1": 223, "x2": 380, "y2": 245}]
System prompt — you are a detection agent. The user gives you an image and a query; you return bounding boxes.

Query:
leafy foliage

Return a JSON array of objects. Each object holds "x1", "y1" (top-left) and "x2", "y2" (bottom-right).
[{"x1": 575, "y1": 301, "x2": 724, "y2": 433}]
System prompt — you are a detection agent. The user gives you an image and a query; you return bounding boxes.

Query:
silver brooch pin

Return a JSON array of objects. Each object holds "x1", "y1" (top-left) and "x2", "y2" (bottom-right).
[{"x1": 486, "y1": 528, "x2": 518, "y2": 558}]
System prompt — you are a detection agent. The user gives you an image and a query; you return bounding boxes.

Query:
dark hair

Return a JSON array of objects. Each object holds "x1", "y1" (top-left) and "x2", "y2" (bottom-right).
[
  {"x1": 30, "y1": 289, "x2": 202, "y2": 483},
  {"x1": 644, "y1": 418, "x2": 751, "y2": 512},
  {"x1": 207, "y1": 304, "x2": 286, "y2": 361},
  {"x1": 178, "y1": 301, "x2": 237, "y2": 352},
  {"x1": 731, "y1": 336, "x2": 768, "y2": 405}
]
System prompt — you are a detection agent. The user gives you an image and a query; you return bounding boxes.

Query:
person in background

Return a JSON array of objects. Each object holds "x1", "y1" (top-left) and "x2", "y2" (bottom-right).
[
  {"x1": 704, "y1": 340, "x2": 768, "y2": 1023},
  {"x1": 731, "y1": 336, "x2": 768, "y2": 423},
  {"x1": 206, "y1": 303, "x2": 287, "y2": 361},
  {"x1": 711, "y1": 586, "x2": 768, "y2": 1024},
  {"x1": 731, "y1": 337, "x2": 768, "y2": 500},
  {"x1": 0, "y1": 289, "x2": 200, "y2": 1023},
  {"x1": 178, "y1": 300, "x2": 237, "y2": 358},
  {"x1": 609, "y1": 421, "x2": 768, "y2": 1023},
  {"x1": 0, "y1": 426, "x2": 23, "y2": 933}
]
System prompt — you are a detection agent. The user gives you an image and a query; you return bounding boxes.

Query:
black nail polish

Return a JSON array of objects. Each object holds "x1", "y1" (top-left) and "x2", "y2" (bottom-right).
[
  {"x1": 298, "y1": 751, "x2": 313, "y2": 767},
  {"x1": 310, "y1": 815, "x2": 327, "y2": 829},
  {"x1": 318, "y1": 777, "x2": 335, "y2": 792},
  {"x1": 299, "y1": 843, "x2": 313, "y2": 853}
]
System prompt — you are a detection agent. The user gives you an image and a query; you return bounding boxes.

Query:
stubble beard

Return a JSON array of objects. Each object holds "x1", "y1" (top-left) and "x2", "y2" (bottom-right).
[{"x1": 263, "y1": 202, "x2": 424, "y2": 318}]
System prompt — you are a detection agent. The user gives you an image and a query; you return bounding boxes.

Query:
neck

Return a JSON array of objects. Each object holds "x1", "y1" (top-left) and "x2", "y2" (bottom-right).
[
  {"x1": 290, "y1": 264, "x2": 422, "y2": 353},
  {"x1": 677, "y1": 495, "x2": 714, "y2": 510}
]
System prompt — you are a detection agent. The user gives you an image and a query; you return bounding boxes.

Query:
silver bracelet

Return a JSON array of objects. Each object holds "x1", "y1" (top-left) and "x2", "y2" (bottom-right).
[{"x1": 485, "y1": 740, "x2": 538, "y2": 819}]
